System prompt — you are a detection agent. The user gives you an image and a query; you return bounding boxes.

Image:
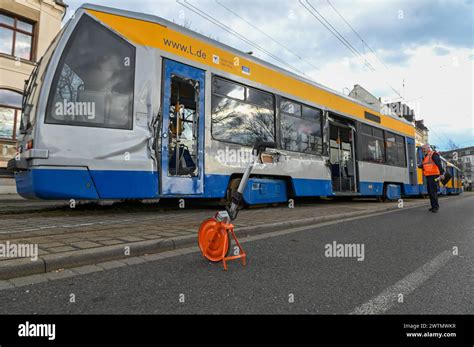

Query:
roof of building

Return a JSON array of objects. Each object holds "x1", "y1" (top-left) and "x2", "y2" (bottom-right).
[
  {"x1": 415, "y1": 120, "x2": 428, "y2": 131},
  {"x1": 440, "y1": 146, "x2": 474, "y2": 156},
  {"x1": 348, "y1": 84, "x2": 382, "y2": 109}
]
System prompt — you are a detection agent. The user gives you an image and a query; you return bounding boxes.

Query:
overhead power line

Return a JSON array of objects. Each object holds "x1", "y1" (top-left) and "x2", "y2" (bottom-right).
[
  {"x1": 299, "y1": 0, "x2": 376, "y2": 72},
  {"x1": 179, "y1": 0, "x2": 453, "y2": 147},
  {"x1": 215, "y1": 0, "x2": 320, "y2": 73},
  {"x1": 176, "y1": 0, "x2": 310, "y2": 77},
  {"x1": 300, "y1": 0, "x2": 457, "y2": 146},
  {"x1": 299, "y1": 0, "x2": 407, "y2": 102},
  {"x1": 324, "y1": 0, "x2": 409, "y2": 101},
  {"x1": 426, "y1": 126, "x2": 449, "y2": 148},
  {"x1": 326, "y1": 0, "x2": 389, "y2": 71}
]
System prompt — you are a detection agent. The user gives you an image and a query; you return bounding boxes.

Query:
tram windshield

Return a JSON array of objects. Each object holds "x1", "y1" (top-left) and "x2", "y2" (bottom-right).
[
  {"x1": 45, "y1": 14, "x2": 135, "y2": 130},
  {"x1": 20, "y1": 24, "x2": 66, "y2": 133}
]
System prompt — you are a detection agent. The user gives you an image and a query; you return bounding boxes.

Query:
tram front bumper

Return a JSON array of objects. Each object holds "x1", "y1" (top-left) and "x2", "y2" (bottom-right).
[
  {"x1": 15, "y1": 166, "x2": 100, "y2": 200},
  {"x1": 7, "y1": 149, "x2": 49, "y2": 172}
]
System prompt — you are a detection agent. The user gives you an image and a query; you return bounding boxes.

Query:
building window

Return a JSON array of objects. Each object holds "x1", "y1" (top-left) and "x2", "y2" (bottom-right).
[
  {"x1": 0, "y1": 89, "x2": 22, "y2": 140},
  {"x1": 359, "y1": 123, "x2": 385, "y2": 164},
  {"x1": 211, "y1": 76, "x2": 275, "y2": 146},
  {"x1": 45, "y1": 15, "x2": 135, "y2": 130},
  {"x1": 0, "y1": 12, "x2": 34, "y2": 60},
  {"x1": 385, "y1": 131, "x2": 406, "y2": 167},
  {"x1": 280, "y1": 98, "x2": 322, "y2": 154}
]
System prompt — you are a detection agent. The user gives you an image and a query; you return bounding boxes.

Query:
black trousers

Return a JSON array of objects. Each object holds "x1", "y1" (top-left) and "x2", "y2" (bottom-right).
[{"x1": 426, "y1": 175, "x2": 439, "y2": 210}]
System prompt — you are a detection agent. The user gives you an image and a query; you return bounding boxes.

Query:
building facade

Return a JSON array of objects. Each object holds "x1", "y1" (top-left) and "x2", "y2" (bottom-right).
[
  {"x1": 348, "y1": 84, "x2": 384, "y2": 112},
  {"x1": 0, "y1": 0, "x2": 66, "y2": 193},
  {"x1": 441, "y1": 146, "x2": 473, "y2": 191},
  {"x1": 414, "y1": 120, "x2": 429, "y2": 144}
]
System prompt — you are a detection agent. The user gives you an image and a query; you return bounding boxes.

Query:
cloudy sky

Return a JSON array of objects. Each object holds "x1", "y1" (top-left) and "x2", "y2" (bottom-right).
[{"x1": 65, "y1": 0, "x2": 473, "y2": 150}]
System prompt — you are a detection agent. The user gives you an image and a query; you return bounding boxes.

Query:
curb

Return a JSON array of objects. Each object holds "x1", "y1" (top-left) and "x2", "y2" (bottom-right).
[{"x1": 0, "y1": 200, "x2": 431, "y2": 280}]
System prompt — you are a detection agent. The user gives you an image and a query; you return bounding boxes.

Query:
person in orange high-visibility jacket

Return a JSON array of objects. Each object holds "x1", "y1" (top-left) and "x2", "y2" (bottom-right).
[{"x1": 418, "y1": 144, "x2": 445, "y2": 212}]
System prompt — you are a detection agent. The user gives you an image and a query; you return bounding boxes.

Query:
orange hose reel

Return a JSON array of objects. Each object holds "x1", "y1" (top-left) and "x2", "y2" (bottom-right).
[{"x1": 198, "y1": 213, "x2": 246, "y2": 270}]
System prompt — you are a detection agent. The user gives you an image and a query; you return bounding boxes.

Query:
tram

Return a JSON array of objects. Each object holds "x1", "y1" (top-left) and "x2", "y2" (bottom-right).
[{"x1": 8, "y1": 4, "x2": 461, "y2": 203}]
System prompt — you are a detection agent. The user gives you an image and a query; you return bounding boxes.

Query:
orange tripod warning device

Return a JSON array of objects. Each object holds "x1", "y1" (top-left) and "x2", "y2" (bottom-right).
[{"x1": 198, "y1": 140, "x2": 277, "y2": 270}]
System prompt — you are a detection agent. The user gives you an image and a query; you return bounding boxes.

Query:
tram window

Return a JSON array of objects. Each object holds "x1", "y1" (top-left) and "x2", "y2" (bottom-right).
[
  {"x1": 213, "y1": 78, "x2": 245, "y2": 100},
  {"x1": 281, "y1": 115, "x2": 322, "y2": 153},
  {"x1": 45, "y1": 15, "x2": 135, "y2": 130},
  {"x1": 361, "y1": 123, "x2": 372, "y2": 135},
  {"x1": 280, "y1": 99, "x2": 301, "y2": 116},
  {"x1": 373, "y1": 128, "x2": 384, "y2": 139},
  {"x1": 211, "y1": 96, "x2": 275, "y2": 146},
  {"x1": 302, "y1": 105, "x2": 322, "y2": 122},
  {"x1": 385, "y1": 131, "x2": 406, "y2": 167},
  {"x1": 246, "y1": 88, "x2": 273, "y2": 108},
  {"x1": 280, "y1": 99, "x2": 322, "y2": 154},
  {"x1": 359, "y1": 124, "x2": 385, "y2": 164},
  {"x1": 385, "y1": 132, "x2": 396, "y2": 142}
]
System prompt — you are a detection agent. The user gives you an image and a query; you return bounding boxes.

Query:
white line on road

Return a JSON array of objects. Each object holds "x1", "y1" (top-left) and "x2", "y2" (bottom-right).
[{"x1": 350, "y1": 249, "x2": 456, "y2": 315}]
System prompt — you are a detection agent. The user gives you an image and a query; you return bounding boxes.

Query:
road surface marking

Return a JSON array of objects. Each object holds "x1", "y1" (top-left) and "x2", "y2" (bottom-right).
[{"x1": 350, "y1": 249, "x2": 455, "y2": 314}]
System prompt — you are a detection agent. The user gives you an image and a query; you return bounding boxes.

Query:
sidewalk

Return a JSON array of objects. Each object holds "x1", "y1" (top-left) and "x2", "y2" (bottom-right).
[{"x1": 0, "y1": 196, "x2": 440, "y2": 280}]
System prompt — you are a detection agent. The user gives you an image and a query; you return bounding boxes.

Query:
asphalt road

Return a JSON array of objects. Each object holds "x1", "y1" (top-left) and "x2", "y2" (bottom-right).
[{"x1": 0, "y1": 194, "x2": 472, "y2": 314}]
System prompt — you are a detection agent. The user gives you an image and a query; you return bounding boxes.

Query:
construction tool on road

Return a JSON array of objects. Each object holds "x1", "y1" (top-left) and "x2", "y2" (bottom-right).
[{"x1": 198, "y1": 140, "x2": 277, "y2": 270}]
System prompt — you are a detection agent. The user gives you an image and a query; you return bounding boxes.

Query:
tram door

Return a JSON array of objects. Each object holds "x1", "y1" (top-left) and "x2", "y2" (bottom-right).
[
  {"x1": 329, "y1": 123, "x2": 357, "y2": 193},
  {"x1": 406, "y1": 138, "x2": 417, "y2": 186},
  {"x1": 160, "y1": 59, "x2": 205, "y2": 195}
]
